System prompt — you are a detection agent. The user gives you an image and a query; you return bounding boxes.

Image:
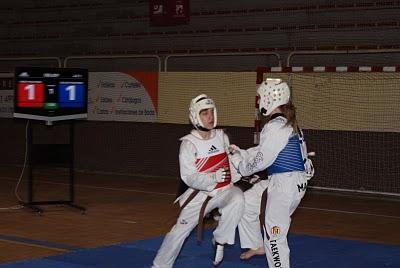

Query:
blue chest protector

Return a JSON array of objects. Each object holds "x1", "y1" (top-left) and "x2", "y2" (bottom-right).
[{"x1": 267, "y1": 134, "x2": 305, "y2": 176}]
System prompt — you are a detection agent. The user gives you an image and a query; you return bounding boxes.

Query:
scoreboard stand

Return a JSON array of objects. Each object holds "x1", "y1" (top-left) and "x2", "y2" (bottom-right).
[{"x1": 21, "y1": 120, "x2": 86, "y2": 215}]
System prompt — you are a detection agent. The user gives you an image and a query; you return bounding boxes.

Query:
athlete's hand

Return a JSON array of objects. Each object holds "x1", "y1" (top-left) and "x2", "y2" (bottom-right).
[
  {"x1": 210, "y1": 167, "x2": 229, "y2": 183},
  {"x1": 305, "y1": 158, "x2": 315, "y2": 179},
  {"x1": 228, "y1": 144, "x2": 248, "y2": 158},
  {"x1": 228, "y1": 144, "x2": 241, "y2": 154},
  {"x1": 230, "y1": 152, "x2": 242, "y2": 170}
]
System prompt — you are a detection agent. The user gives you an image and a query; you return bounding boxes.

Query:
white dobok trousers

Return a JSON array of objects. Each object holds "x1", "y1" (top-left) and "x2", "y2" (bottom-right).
[
  {"x1": 238, "y1": 172, "x2": 308, "y2": 268},
  {"x1": 152, "y1": 185, "x2": 244, "y2": 268}
]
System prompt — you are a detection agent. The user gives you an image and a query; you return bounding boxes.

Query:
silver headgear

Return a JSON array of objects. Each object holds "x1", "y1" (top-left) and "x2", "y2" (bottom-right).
[
  {"x1": 189, "y1": 94, "x2": 217, "y2": 130},
  {"x1": 257, "y1": 78, "x2": 290, "y2": 116}
]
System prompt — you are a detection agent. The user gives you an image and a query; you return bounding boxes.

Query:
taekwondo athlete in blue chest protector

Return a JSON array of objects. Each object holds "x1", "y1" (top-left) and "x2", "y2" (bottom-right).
[{"x1": 229, "y1": 78, "x2": 315, "y2": 268}]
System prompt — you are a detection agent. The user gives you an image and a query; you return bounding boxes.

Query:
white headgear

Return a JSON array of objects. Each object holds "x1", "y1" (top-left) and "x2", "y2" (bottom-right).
[
  {"x1": 189, "y1": 94, "x2": 217, "y2": 130},
  {"x1": 257, "y1": 78, "x2": 290, "y2": 116}
]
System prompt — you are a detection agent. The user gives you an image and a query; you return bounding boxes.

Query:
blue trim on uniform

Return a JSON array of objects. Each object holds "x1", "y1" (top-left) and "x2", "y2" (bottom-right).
[{"x1": 267, "y1": 134, "x2": 305, "y2": 176}]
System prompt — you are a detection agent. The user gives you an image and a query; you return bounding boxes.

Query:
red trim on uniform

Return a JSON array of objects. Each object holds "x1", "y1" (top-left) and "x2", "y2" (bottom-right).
[
  {"x1": 215, "y1": 180, "x2": 230, "y2": 189},
  {"x1": 196, "y1": 153, "x2": 227, "y2": 171},
  {"x1": 195, "y1": 152, "x2": 231, "y2": 189}
]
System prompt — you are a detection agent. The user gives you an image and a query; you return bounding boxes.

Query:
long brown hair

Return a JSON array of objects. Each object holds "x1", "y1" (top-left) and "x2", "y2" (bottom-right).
[{"x1": 280, "y1": 100, "x2": 299, "y2": 133}]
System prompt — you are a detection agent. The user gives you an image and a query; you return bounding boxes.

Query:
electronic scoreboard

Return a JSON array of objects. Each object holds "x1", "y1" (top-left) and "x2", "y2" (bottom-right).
[{"x1": 14, "y1": 67, "x2": 88, "y2": 124}]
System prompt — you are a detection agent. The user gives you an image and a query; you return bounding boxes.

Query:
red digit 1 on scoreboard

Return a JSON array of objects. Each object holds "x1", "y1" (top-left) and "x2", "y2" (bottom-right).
[{"x1": 17, "y1": 83, "x2": 45, "y2": 107}]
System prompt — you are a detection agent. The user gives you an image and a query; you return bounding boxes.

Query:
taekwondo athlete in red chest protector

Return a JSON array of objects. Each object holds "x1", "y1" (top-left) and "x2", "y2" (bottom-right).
[
  {"x1": 229, "y1": 79, "x2": 315, "y2": 268},
  {"x1": 152, "y1": 94, "x2": 244, "y2": 268}
]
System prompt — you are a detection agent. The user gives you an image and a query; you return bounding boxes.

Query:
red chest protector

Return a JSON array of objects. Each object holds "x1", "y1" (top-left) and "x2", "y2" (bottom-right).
[{"x1": 183, "y1": 129, "x2": 231, "y2": 189}]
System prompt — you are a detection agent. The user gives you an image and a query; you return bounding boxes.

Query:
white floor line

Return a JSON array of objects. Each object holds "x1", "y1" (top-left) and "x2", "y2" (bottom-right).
[
  {"x1": 298, "y1": 206, "x2": 400, "y2": 220},
  {"x1": 122, "y1": 220, "x2": 137, "y2": 224},
  {"x1": 2, "y1": 176, "x2": 400, "y2": 219},
  {"x1": 45, "y1": 180, "x2": 177, "y2": 196},
  {"x1": 0, "y1": 176, "x2": 176, "y2": 196}
]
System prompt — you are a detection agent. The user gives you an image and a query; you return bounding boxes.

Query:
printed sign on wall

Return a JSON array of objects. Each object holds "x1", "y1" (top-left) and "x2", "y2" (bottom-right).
[
  {"x1": 149, "y1": 0, "x2": 189, "y2": 26},
  {"x1": 168, "y1": 0, "x2": 190, "y2": 25},
  {"x1": 88, "y1": 72, "x2": 158, "y2": 122},
  {"x1": 149, "y1": 0, "x2": 168, "y2": 26},
  {"x1": 0, "y1": 74, "x2": 14, "y2": 118}
]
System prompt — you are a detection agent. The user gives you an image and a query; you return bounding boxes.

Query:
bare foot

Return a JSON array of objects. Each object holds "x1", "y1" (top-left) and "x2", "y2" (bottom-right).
[{"x1": 240, "y1": 247, "x2": 265, "y2": 260}]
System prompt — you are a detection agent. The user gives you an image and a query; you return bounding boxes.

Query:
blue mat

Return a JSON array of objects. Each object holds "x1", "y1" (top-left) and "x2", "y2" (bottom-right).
[{"x1": 2, "y1": 230, "x2": 399, "y2": 267}]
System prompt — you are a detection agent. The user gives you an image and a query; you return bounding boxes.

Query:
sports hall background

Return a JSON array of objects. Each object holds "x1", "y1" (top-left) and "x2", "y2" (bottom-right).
[{"x1": 0, "y1": 0, "x2": 399, "y2": 267}]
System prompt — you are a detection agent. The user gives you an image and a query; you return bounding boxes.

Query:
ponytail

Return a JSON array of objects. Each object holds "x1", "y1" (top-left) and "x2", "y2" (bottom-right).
[{"x1": 280, "y1": 100, "x2": 299, "y2": 133}]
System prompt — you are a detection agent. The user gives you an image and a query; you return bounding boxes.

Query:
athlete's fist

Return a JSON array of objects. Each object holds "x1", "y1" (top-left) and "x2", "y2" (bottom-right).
[{"x1": 210, "y1": 167, "x2": 229, "y2": 183}]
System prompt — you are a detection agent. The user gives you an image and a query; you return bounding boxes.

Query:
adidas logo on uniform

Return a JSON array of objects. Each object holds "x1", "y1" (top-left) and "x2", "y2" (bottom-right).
[{"x1": 208, "y1": 145, "x2": 218, "y2": 154}]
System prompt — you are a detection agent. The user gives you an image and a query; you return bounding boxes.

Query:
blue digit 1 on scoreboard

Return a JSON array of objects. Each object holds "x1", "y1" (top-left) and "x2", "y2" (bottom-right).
[{"x1": 58, "y1": 82, "x2": 85, "y2": 108}]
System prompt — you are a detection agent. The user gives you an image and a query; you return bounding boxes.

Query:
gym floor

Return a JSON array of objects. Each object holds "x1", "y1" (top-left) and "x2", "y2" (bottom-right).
[{"x1": 1, "y1": 166, "x2": 399, "y2": 265}]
